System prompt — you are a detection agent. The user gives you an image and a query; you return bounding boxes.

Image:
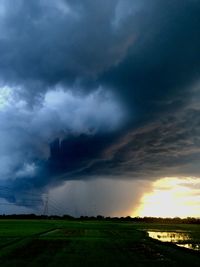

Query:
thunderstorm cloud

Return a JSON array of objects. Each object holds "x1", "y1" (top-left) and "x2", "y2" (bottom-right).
[{"x1": 0, "y1": 0, "x2": 200, "y2": 215}]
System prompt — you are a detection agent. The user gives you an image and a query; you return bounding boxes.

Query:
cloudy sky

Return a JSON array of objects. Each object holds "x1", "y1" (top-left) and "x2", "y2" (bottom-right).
[{"x1": 0, "y1": 0, "x2": 200, "y2": 217}]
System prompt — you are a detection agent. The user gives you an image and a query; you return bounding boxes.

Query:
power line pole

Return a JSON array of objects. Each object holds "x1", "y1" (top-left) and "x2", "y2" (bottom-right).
[{"x1": 43, "y1": 194, "x2": 49, "y2": 216}]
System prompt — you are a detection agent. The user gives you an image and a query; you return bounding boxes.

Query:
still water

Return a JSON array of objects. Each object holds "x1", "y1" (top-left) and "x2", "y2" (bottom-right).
[{"x1": 147, "y1": 231, "x2": 200, "y2": 251}]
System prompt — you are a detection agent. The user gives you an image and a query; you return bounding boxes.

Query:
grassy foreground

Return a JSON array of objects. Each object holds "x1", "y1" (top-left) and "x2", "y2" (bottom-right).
[{"x1": 0, "y1": 220, "x2": 199, "y2": 267}]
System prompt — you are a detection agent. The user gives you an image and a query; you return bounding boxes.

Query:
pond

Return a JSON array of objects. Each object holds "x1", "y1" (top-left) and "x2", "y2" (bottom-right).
[{"x1": 147, "y1": 231, "x2": 200, "y2": 251}]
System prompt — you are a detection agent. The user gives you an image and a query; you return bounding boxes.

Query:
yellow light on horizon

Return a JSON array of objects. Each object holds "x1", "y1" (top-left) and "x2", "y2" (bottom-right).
[{"x1": 132, "y1": 177, "x2": 200, "y2": 218}]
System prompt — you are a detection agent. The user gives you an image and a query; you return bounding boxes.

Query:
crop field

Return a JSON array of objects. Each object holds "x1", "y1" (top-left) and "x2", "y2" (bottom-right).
[{"x1": 0, "y1": 220, "x2": 199, "y2": 267}]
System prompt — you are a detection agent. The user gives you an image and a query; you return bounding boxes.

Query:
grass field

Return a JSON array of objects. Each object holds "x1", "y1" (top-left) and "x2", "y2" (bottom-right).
[{"x1": 0, "y1": 220, "x2": 199, "y2": 266}]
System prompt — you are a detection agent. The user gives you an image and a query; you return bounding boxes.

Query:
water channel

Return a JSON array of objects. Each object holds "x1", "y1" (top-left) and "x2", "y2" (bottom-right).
[{"x1": 147, "y1": 231, "x2": 200, "y2": 251}]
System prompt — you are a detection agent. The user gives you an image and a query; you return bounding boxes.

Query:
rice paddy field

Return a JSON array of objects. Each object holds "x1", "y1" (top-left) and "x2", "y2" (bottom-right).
[{"x1": 0, "y1": 219, "x2": 199, "y2": 267}]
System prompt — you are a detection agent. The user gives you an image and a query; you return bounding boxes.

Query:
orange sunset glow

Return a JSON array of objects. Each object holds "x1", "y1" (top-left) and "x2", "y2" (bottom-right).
[{"x1": 133, "y1": 177, "x2": 200, "y2": 218}]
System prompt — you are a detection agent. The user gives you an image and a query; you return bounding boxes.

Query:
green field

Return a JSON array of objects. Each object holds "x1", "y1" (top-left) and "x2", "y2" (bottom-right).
[{"x1": 0, "y1": 220, "x2": 199, "y2": 267}]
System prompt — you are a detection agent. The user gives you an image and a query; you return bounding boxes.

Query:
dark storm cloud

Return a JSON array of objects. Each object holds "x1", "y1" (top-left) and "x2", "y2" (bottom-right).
[
  {"x1": 0, "y1": 0, "x2": 200, "y2": 209},
  {"x1": 0, "y1": 1, "x2": 199, "y2": 111},
  {"x1": 3, "y1": 104, "x2": 200, "y2": 208},
  {"x1": 46, "y1": 104, "x2": 200, "y2": 182},
  {"x1": 101, "y1": 0, "x2": 200, "y2": 117},
  {"x1": 0, "y1": 0, "x2": 136, "y2": 96},
  {"x1": 96, "y1": 107, "x2": 200, "y2": 178}
]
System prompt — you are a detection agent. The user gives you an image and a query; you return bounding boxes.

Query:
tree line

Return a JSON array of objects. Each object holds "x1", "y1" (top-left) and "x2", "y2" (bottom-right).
[{"x1": 0, "y1": 214, "x2": 199, "y2": 224}]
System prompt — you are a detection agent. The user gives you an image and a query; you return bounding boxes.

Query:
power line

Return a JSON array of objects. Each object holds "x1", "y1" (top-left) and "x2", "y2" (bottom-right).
[{"x1": 43, "y1": 194, "x2": 49, "y2": 216}]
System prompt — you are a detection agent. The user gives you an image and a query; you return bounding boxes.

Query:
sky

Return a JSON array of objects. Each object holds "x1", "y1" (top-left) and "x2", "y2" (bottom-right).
[{"x1": 0, "y1": 0, "x2": 200, "y2": 217}]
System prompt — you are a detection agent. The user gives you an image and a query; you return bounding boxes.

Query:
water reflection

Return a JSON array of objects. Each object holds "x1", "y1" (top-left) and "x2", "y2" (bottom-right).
[
  {"x1": 147, "y1": 231, "x2": 200, "y2": 251},
  {"x1": 148, "y1": 231, "x2": 190, "y2": 242},
  {"x1": 177, "y1": 243, "x2": 200, "y2": 251}
]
